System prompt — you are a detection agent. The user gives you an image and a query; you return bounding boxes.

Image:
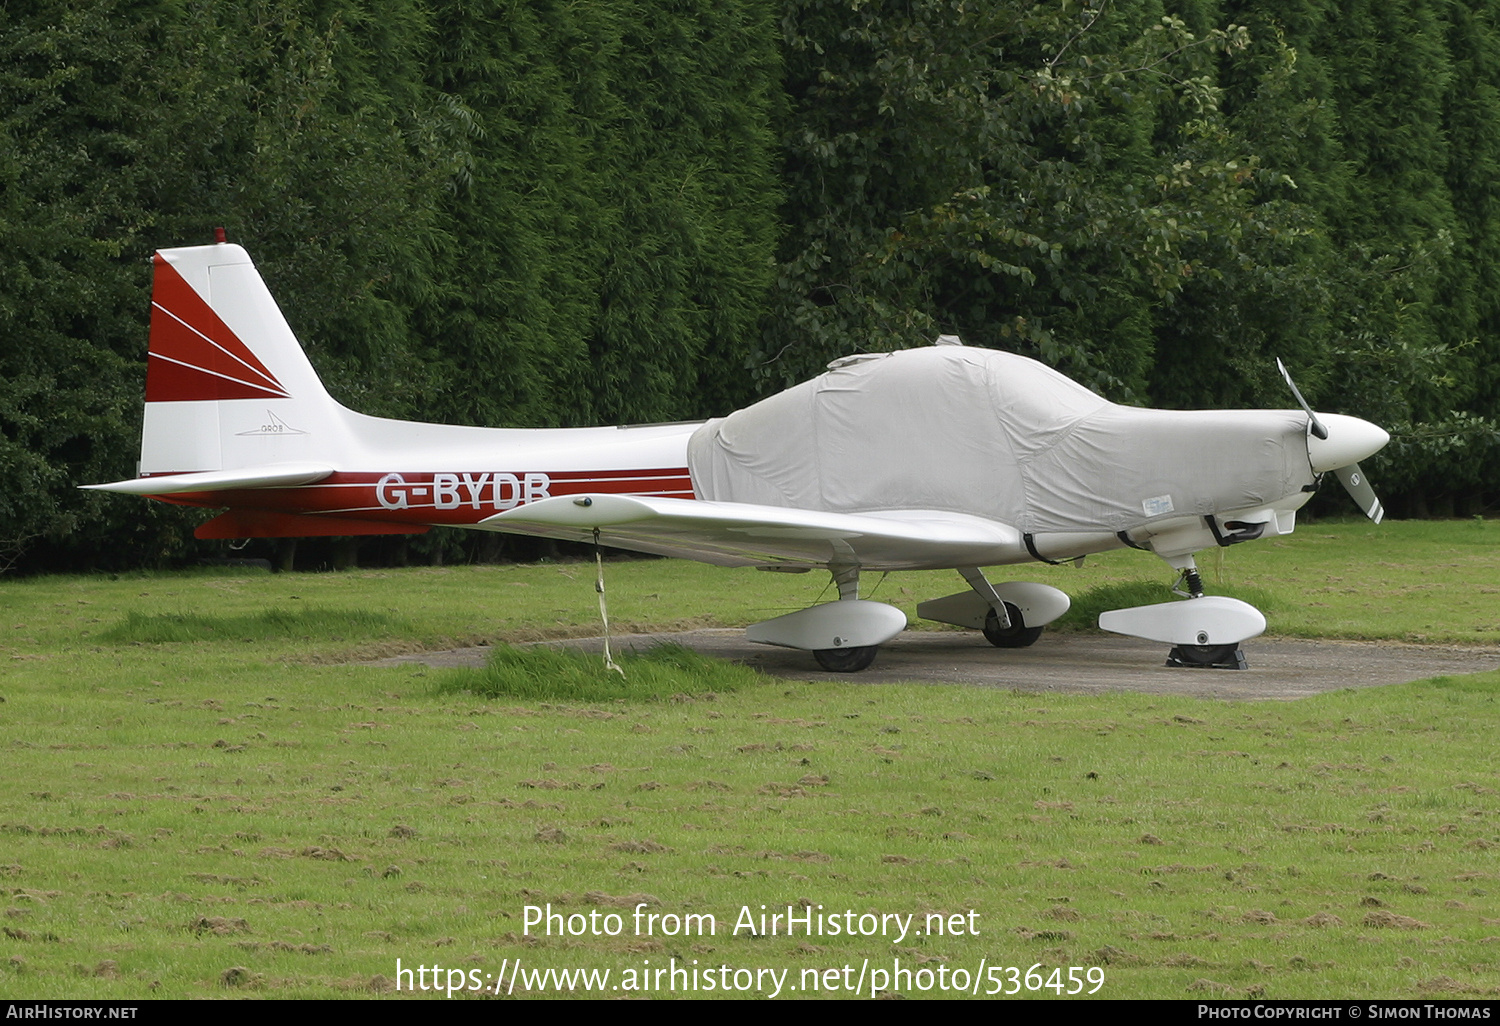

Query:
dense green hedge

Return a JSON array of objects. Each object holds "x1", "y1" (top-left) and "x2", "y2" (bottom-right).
[
  {"x1": 1, "y1": 0, "x2": 781, "y2": 569},
  {"x1": 2, "y1": 0, "x2": 1497, "y2": 571}
]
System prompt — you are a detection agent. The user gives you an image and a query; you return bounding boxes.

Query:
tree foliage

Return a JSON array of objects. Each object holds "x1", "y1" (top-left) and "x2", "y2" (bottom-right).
[
  {"x1": 420, "y1": 0, "x2": 781, "y2": 427},
  {"x1": 765, "y1": 0, "x2": 1282, "y2": 399}
]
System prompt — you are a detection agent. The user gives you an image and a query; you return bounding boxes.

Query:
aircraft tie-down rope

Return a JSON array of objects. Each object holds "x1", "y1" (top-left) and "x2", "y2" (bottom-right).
[{"x1": 594, "y1": 528, "x2": 624, "y2": 677}]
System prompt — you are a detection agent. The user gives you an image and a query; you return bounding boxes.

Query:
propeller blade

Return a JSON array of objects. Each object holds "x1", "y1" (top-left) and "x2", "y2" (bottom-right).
[
  {"x1": 1334, "y1": 462, "x2": 1384, "y2": 524},
  {"x1": 1276, "y1": 358, "x2": 1328, "y2": 440}
]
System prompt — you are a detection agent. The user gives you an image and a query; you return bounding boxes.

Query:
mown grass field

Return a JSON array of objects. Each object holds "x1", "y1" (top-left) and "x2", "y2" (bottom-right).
[{"x1": 1, "y1": 519, "x2": 1498, "y2": 1000}]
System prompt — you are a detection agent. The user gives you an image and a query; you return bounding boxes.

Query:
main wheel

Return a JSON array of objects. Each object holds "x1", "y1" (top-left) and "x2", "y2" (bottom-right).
[
  {"x1": 813, "y1": 645, "x2": 879, "y2": 672},
  {"x1": 983, "y1": 603, "x2": 1043, "y2": 648}
]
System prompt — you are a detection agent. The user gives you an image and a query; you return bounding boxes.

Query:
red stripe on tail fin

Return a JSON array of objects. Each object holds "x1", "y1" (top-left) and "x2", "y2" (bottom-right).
[{"x1": 145, "y1": 255, "x2": 290, "y2": 402}]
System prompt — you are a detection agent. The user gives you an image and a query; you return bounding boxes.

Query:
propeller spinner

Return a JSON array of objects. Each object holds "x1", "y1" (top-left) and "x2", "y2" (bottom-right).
[{"x1": 1276, "y1": 359, "x2": 1390, "y2": 523}]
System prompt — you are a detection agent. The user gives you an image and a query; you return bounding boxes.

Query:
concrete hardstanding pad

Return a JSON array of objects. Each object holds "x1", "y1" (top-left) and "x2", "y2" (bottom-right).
[{"x1": 373, "y1": 629, "x2": 1500, "y2": 700}]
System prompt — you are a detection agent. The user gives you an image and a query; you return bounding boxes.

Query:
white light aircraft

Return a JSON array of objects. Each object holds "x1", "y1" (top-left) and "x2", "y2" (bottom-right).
[{"x1": 88, "y1": 239, "x2": 1390, "y2": 671}]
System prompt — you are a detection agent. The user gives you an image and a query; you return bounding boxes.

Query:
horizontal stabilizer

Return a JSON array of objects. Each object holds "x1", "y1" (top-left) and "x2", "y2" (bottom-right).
[
  {"x1": 83, "y1": 462, "x2": 333, "y2": 496},
  {"x1": 481, "y1": 493, "x2": 1026, "y2": 570}
]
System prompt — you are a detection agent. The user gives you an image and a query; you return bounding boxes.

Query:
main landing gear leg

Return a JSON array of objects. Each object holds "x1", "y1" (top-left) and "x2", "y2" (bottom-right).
[
  {"x1": 958, "y1": 566, "x2": 1044, "y2": 649},
  {"x1": 813, "y1": 564, "x2": 881, "y2": 672}
]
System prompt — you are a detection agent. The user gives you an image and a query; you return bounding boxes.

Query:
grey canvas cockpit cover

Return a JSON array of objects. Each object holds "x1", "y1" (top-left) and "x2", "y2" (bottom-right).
[{"x1": 686, "y1": 347, "x2": 1311, "y2": 534}]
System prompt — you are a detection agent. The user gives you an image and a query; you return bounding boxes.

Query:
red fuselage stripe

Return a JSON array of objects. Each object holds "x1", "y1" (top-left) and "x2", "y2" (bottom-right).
[{"x1": 161, "y1": 468, "x2": 696, "y2": 527}]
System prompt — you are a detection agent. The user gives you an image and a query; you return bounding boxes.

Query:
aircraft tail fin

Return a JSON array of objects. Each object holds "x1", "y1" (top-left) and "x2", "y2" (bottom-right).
[{"x1": 139, "y1": 241, "x2": 344, "y2": 476}]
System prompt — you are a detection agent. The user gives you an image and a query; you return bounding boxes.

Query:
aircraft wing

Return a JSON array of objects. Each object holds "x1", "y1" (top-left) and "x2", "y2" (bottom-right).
[
  {"x1": 82, "y1": 462, "x2": 334, "y2": 495},
  {"x1": 479, "y1": 494, "x2": 1025, "y2": 570}
]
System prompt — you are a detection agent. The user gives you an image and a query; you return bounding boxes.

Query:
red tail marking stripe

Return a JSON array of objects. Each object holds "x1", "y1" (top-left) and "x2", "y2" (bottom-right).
[
  {"x1": 148, "y1": 351, "x2": 291, "y2": 400},
  {"x1": 151, "y1": 301, "x2": 287, "y2": 394},
  {"x1": 145, "y1": 255, "x2": 290, "y2": 403}
]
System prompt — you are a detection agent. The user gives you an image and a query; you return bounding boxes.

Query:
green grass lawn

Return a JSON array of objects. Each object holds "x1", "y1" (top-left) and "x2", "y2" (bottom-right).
[{"x1": 1, "y1": 520, "x2": 1497, "y2": 1000}]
